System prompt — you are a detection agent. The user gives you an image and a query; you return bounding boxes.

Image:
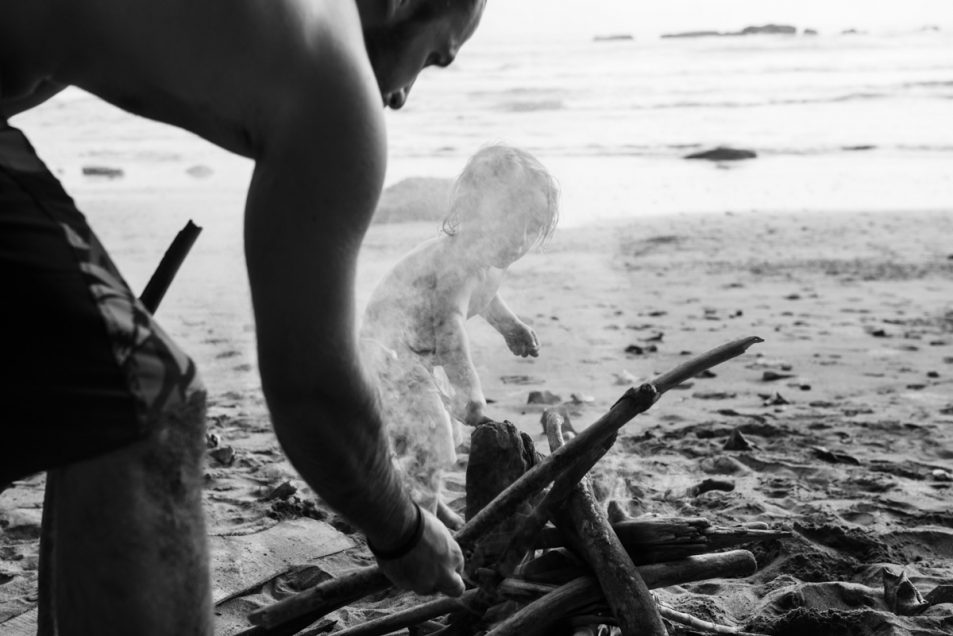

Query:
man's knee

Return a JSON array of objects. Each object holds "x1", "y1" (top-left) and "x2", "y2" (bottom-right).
[{"x1": 144, "y1": 385, "x2": 208, "y2": 495}]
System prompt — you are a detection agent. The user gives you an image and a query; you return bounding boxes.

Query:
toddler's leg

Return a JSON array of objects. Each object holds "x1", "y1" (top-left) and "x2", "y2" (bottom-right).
[{"x1": 399, "y1": 375, "x2": 459, "y2": 516}]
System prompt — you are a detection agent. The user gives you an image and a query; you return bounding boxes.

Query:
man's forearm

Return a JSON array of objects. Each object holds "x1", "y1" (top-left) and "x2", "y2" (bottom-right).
[
  {"x1": 241, "y1": 49, "x2": 418, "y2": 547},
  {"x1": 267, "y1": 385, "x2": 417, "y2": 549}
]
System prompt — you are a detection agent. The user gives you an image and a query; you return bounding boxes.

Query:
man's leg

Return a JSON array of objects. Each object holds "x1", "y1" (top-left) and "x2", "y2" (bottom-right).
[
  {"x1": 46, "y1": 391, "x2": 211, "y2": 636},
  {"x1": 0, "y1": 123, "x2": 212, "y2": 633}
]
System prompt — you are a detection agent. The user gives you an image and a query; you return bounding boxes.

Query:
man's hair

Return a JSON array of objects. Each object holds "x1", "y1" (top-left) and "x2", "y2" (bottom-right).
[
  {"x1": 413, "y1": 0, "x2": 482, "y2": 23},
  {"x1": 442, "y1": 143, "x2": 560, "y2": 249}
]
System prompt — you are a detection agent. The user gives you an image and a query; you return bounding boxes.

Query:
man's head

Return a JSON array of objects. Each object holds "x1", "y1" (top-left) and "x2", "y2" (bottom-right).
[
  {"x1": 443, "y1": 144, "x2": 560, "y2": 268},
  {"x1": 360, "y1": 0, "x2": 486, "y2": 109}
]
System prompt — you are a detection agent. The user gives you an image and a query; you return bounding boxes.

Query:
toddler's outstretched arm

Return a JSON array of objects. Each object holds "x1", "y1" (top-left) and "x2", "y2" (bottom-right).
[
  {"x1": 482, "y1": 294, "x2": 540, "y2": 358},
  {"x1": 434, "y1": 273, "x2": 488, "y2": 426},
  {"x1": 436, "y1": 309, "x2": 487, "y2": 425}
]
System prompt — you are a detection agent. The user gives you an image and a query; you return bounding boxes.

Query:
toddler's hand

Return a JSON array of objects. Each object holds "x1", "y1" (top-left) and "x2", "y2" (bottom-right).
[
  {"x1": 504, "y1": 322, "x2": 540, "y2": 357},
  {"x1": 463, "y1": 399, "x2": 490, "y2": 427}
]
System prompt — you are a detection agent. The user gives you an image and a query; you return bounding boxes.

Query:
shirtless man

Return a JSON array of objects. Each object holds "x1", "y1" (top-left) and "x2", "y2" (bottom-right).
[{"x1": 0, "y1": 0, "x2": 485, "y2": 633}]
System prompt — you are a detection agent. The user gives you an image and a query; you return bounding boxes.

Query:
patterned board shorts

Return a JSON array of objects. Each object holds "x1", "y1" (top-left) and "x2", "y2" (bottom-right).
[{"x1": 0, "y1": 123, "x2": 204, "y2": 487}]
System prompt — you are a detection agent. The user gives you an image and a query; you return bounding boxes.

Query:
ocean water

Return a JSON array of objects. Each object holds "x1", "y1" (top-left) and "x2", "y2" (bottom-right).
[
  {"x1": 387, "y1": 30, "x2": 953, "y2": 223},
  {"x1": 12, "y1": 29, "x2": 953, "y2": 228}
]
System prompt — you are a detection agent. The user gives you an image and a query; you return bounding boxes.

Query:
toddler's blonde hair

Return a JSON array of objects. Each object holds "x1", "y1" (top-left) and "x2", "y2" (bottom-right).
[{"x1": 442, "y1": 143, "x2": 559, "y2": 249}]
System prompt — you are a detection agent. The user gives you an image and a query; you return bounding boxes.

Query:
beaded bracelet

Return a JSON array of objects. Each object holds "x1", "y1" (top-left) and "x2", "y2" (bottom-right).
[{"x1": 368, "y1": 502, "x2": 424, "y2": 561}]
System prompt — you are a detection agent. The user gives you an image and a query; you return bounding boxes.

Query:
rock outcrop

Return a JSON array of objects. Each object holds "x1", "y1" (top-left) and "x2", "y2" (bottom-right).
[
  {"x1": 684, "y1": 147, "x2": 757, "y2": 161},
  {"x1": 663, "y1": 24, "x2": 798, "y2": 39}
]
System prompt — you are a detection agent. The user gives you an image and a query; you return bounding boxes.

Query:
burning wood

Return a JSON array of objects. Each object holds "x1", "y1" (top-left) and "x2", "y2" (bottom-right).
[
  {"x1": 535, "y1": 517, "x2": 786, "y2": 565},
  {"x1": 543, "y1": 410, "x2": 665, "y2": 635},
  {"x1": 243, "y1": 336, "x2": 765, "y2": 635}
]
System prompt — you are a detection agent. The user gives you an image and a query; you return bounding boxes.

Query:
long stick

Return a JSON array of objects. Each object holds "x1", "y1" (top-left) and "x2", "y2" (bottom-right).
[
  {"x1": 535, "y1": 520, "x2": 787, "y2": 565},
  {"x1": 246, "y1": 336, "x2": 762, "y2": 630},
  {"x1": 459, "y1": 336, "x2": 762, "y2": 550},
  {"x1": 139, "y1": 219, "x2": 202, "y2": 313},
  {"x1": 545, "y1": 411, "x2": 666, "y2": 636},
  {"x1": 486, "y1": 550, "x2": 757, "y2": 636},
  {"x1": 436, "y1": 436, "x2": 618, "y2": 636},
  {"x1": 326, "y1": 592, "x2": 479, "y2": 636},
  {"x1": 327, "y1": 550, "x2": 758, "y2": 636},
  {"x1": 655, "y1": 602, "x2": 770, "y2": 636}
]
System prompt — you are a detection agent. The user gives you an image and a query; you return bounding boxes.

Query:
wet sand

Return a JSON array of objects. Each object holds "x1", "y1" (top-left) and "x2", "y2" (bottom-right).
[{"x1": 2, "y1": 201, "x2": 953, "y2": 634}]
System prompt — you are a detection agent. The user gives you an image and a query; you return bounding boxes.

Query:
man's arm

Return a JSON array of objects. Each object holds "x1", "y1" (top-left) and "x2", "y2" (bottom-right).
[
  {"x1": 242, "y1": 16, "x2": 463, "y2": 597},
  {"x1": 227, "y1": 2, "x2": 461, "y2": 595}
]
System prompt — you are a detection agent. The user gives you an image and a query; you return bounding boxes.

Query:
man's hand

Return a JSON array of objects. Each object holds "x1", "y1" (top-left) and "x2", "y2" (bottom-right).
[
  {"x1": 503, "y1": 322, "x2": 540, "y2": 358},
  {"x1": 375, "y1": 508, "x2": 466, "y2": 597}
]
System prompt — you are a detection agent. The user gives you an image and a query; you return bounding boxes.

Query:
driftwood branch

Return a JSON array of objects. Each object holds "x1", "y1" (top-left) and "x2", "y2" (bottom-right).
[
  {"x1": 460, "y1": 336, "x2": 761, "y2": 551},
  {"x1": 563, "y1": 605, "x2": 771, "y2": 636},
  {"x1": 325, "y1": 549, "x2": 757, "y2": 636},
  {"x1": 544, "y1": 411, "x2": 666, "y2": 636},
  {"x1": 328, "y1": 591, "x2": 479, "y2": 636},
  {"x1": 650, "y1": 337, "x2": 762, "y2": 395},
  {"x1": 535, "y1": 517, "x2": 787, "y2": 566},
  {"x1": 437, "y1": 425, "x2": 618, "y2": 636},
  {"x1": 655, "y1": 600, "x2": 770, "y2": 636},
  {"x1": 246, "y1": 336, "x2": 762, "y2": 631},
  {"x1": 139, "y1": 219, "x2": 202, "y2": 313},
  {"x1": 486, "y1": 550, "x2": 757, "y2": 636}
]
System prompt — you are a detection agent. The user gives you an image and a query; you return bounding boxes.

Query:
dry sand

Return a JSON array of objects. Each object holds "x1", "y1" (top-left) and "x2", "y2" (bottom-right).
[{"x1": 2, "y1": 204, "x2": 953, "y2": 635}]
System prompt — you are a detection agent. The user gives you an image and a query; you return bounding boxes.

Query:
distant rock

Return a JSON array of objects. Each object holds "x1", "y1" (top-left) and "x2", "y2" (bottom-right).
[
  {"x1": 684, "y1": 147, "x2": 757, "y2": 161},
  {"x1": 593, "y1": 34, "x2": 634, "y2": 42},
  {"x1": 841, "y1": 28, "x2": 866, "y2": 35},
  {"x1": 739, "y1": 24, "x2": 796, "y2": 36},
  {"x1": 186, "y1": 164, "x2": 214, "y2": 178},
  {"x1": 373, "y1": 177, "x2": 452, "y2": 224},
  {"x1": 527, "y1": 390, "x2": 562, "y2": 405},
  {"x1": 661, "y1": 30, "x2": 724, "y2": 39},
  {"x1": 803, "y1": 28, "x2": 819, "y2": 36},
  {"x1": 662, "y1": 24, "x2": 797, "y2": 39},
  {"x1": 82, "y1": 165, "x2": 124, "y2": 178},
  {"x1": 723, "y1": 428, "x2": 754, "y2": 451}
]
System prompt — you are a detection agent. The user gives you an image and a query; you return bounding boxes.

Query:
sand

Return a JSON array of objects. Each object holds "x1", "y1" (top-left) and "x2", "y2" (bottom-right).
[{"x1": 2, "y1": 200, "x2": 953, "y2": 634}]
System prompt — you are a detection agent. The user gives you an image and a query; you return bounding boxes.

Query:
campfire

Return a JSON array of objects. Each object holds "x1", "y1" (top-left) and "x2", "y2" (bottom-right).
[{"x1": 241, "y1": 337, "x2": 777, "y2": 636}]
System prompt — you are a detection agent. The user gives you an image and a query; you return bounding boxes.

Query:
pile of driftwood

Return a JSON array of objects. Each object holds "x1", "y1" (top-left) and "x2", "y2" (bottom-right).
[{"x1": 241, "y1": 337, "x2": 777, "y2": 636}]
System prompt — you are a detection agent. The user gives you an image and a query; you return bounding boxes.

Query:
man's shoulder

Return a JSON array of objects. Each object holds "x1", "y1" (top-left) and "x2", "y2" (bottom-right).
[{"x1": 41, "y1": 0, "x2": 376, "y2": 156}]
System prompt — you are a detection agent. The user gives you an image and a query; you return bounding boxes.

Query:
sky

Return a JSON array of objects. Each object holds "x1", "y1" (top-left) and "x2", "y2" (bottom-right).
[{"x1": 472, "y1": 0, "x2": 953, "y2": 42}]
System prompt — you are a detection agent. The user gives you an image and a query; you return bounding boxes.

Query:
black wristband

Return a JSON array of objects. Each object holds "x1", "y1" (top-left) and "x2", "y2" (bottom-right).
[{"x1": 368, "y1": 503, "x2": 424, "y2": 561}]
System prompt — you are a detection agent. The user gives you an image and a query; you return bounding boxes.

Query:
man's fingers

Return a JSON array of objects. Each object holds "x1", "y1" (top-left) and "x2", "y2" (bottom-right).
[{"x1": 441, "y1": 571, "x2": 466, "y2": 597}]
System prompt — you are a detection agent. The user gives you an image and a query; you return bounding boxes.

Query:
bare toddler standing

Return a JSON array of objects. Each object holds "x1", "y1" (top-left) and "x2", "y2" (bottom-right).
[{"x1": 361, "y1": 144, "x2": 559, "y2": 526}]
